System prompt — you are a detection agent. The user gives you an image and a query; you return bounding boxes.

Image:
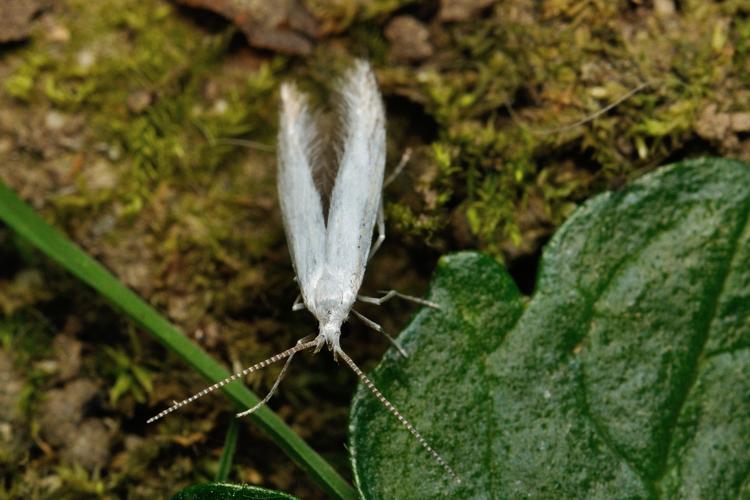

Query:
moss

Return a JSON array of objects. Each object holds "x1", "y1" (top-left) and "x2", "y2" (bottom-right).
[
  {"x1": 6, "y1": 0, "x2": 750, "y2": 260},
  {"x1": 3, "y1": 0, "x2": 286, "y2": 342},
  {"x1": 2, "y1": 0, "x2": 750, "y2": 497},
  {"x1": 371, "y1": 1, "x2": 750, "y2": 257},
  {"x1": 6, "y1": 0, "x2": 281, "y2": 210},
  {"x1": 53, "y1": 464, "x2": 111, "y2": 498}
]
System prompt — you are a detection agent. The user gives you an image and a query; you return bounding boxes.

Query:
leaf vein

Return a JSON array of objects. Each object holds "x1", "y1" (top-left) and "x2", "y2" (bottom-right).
[
  {"x1": 571, "y1": 224, "x2": 677, "y2": 492},
  {"x1": 657, "y1": 194, "x2": 750, "y2": 485},
  {"x1": 576, "y1": 362, "x2": 655, "y2": 492}
]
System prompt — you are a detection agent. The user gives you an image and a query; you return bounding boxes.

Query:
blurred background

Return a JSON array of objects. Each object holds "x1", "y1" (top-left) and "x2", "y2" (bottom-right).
[{"x1": 1, "y1": 0, "x2": 749, "y2": 497}]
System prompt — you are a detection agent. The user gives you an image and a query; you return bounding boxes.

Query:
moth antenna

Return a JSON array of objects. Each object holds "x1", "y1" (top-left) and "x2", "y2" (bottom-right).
[
  {"x1": 335, "y1": 348, "x2": 462, "y2": 484},
  {"x1": 236, "y1": 335, "x2": 315, "y2": 418},
  {"x1": 147, "y1": 338, "x2": 318, "y2": 424}
]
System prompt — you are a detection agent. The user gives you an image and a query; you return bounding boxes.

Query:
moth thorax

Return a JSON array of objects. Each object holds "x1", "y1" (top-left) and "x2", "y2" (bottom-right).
[{"x1": 312, "y1": 269, "x2": 353, "y2": 314}]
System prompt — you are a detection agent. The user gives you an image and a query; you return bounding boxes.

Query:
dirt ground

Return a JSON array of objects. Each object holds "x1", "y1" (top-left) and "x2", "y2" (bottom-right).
[{"x1": 1, "y1": 0, "x2": 749, "y2": 498}]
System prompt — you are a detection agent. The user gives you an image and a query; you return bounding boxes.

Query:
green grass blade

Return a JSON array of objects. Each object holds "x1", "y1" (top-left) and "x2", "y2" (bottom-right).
[
  {"x1": 216, "y1": 418, "x2": 239, "y2": 482},
  {"x1": 0, "y1": 181, "x2": 355, "y2": 500}
]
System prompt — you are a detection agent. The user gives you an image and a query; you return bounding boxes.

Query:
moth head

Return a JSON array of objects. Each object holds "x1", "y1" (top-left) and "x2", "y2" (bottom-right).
[{"x1": 318, "y1": 319, "x2": 343, "y2": 354}]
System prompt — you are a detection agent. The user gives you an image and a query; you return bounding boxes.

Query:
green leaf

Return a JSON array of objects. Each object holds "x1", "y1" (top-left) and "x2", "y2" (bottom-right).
[
  {"x1": 350, "y1": 158, "x2": 750, "y2": 498},
  {"x1": 216, "y1": 419, "x2": 240, "y2": 482},
  {"x1": 0, "y1": 181, "x2": 355, "y2": 500},
  {"x1": 132, "y1": 364, "x2": 154, "y2": 394},
  {"x1": 172, "y1": 483, "x2": 297, "y2": 500},
  {"x1": 110, "y1": 372, "x2": 133, "y2": 405}
]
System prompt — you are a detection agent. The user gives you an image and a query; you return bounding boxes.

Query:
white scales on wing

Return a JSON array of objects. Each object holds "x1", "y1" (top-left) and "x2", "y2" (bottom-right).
[{"x1": 278, "y1": 62, "x2": 385, "y2": 354}]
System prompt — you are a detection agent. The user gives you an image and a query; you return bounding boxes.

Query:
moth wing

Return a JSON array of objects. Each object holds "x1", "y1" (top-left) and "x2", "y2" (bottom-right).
[
  {"x1": 325, "y1": 60, "x2": 386, "y2": 295},
  {"x1": 277, "y1": 83, "x2": 326, "y2": 302}
]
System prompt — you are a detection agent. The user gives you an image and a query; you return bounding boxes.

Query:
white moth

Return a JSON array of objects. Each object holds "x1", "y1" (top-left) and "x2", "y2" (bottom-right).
[{"x1": 148, "y1": 60, "x2": 460, "y2": 483}]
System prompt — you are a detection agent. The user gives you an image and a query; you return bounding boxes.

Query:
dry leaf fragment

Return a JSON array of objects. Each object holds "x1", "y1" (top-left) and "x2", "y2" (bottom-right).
[
  {"x1": 438, "y1": 0, "x2": 494, "y2": 23},
  {"x1": 0, "y1": 0, "x2": 49, "y2": 43},
  {"x1": 176, "y1": 0, "x2": 322, "y2": 54}
]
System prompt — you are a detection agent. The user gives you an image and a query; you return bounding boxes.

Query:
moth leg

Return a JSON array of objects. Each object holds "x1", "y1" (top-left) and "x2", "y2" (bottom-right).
[
  {"x1": 368, "y1": 201, "x2": 386, "y2": 262},
  {"x1": 383, "y1": 147, "x2": 412, "y2": 188},
  {"x1": 368, "y1": 149, "x2": 412, "y2": 262},
  {"x1": 236, "y1": 335, "x2": 314, "y2": 418},
  {"x1": 358, "y1": 290, "x2": 440, "y2": 310},
  {"x1": 351, "y1": 309, "x2": 408, "y2": 357},
  {"x1": 236, "y1": 354, "x2": 294, "y2": 418},
  {"x1": 292, "y1": 293, "x2": 305, "y2": 311}
]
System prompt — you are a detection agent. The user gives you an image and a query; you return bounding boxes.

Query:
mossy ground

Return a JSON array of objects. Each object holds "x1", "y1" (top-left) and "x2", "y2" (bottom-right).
[{"x1": 0, "y1": 0, "x2": 748, "y2": 497}]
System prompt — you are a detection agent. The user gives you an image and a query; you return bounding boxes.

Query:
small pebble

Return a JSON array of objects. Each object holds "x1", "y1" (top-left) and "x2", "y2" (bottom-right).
[
  {"x1": 438, "y1": 0, "x2": 494, "y2": 22},
  {"x1": 127, "y1": 90, "x2": 153, "y2": 113},
  {"x1": 385, "y1": 16, "x2": 433, "y2": 62}
]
